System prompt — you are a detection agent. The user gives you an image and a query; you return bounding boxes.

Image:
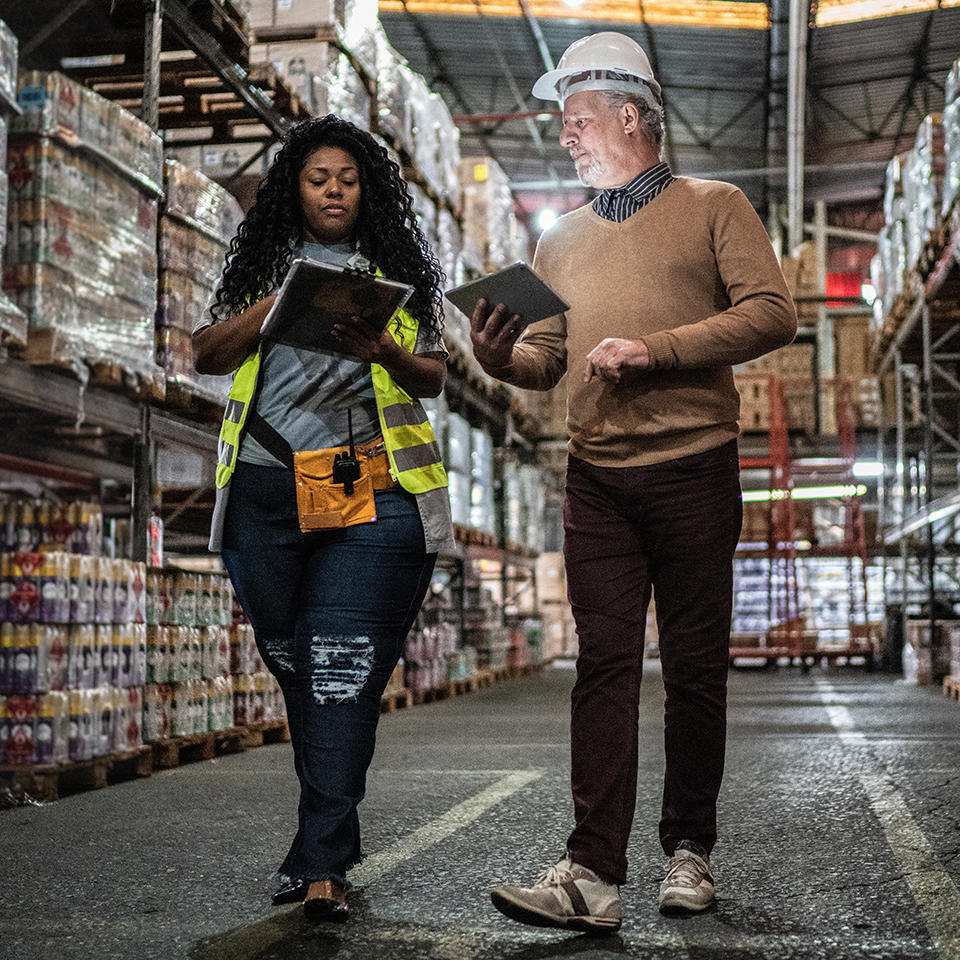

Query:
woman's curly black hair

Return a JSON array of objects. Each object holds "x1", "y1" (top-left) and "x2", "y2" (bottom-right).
[{"x1": 210, "y1": 114, "x2": 445, "y2": 341}]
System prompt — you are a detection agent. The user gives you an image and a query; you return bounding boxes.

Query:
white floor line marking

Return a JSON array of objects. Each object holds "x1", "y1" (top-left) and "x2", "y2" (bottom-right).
[
  {"x1": 816, "y1": 680, "x2": 960, "y2": 960},
  {"x1": 352, "y1": 768, "x2": 544, "y2": 888},
  {"x1": 190, "y1": 769, "x2": 545, "y2": 960}
]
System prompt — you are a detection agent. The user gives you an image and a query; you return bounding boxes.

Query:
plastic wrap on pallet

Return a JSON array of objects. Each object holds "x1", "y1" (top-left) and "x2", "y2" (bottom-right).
[
  {"x1": 947, "y1": 59, "x2": 960, "y2": 108},
  {"x1": 447, "y1": 469, "x2": 471, "y2": 527},
  {"x1": 170, "y1": 679, "x2": 208, "y2": 736},
  {"x1": 944, "y1": 98, "x2": 960, "y2": 217},
  {"x1": 903, "y1": 114, "x2": 945, "y2": 271},
  {"x1": 883, "y1": 153, "x2": 907, "y2": 225},
  {"x1": 503, "y1": 460, "x2": 522, "y2": 545},
  {"x1": 207, "y1": 675, "x2": 233, "y2": 732},
  {"x1": 5, "y1": 73, "x2": 162, "y2": 390},
  {"x1": 342, "y1": 0, "x2": 381, "y2": 76},
  {"x1": 116, "y1": 685, "x2": 144, "y2": 750},
  {"x1": 519, "y1": 465, "x2": 546, "y2": 553},
  {"x1": 0, "y1": 622, "x2": 67, "y2": 694},
  {"x1": 158, "y1": 160, "x2": 238, "y2": 403},
  {"x1": 163, "y1": 160, "x2": 243, "y2": 254},
  {"x1": 460, "y1": 157, "x2": 513, "y2": 272},
  {"x1": 436, "y1": 208, "x2": 463, "y2": 288},
  {"x1": 878, "y1": 219, "x2": 906, "y2": 315},
  {"x1": 0, "y1": 19, "x2": 16, "y2": 112},
  {"x1": 470, "y1": 426, "x2": 495, "y2": 534},
  {"x1": 0, "y1": 693, "x2": 54, "y2": 765},
  {"x1": 446, "y1": 412, "x2": 471, "y2": 474},
  {"x1": 414, "y1": 91, "x2": 461, "y2": 204},
  {"x1": 869, "y1": 253, "x2": 886, "y2": 334},
  {"x1": 327, "y1": 53, "x2": 371, "y2": 131},
  {"x1": 421, "y1": 392, "x2": 449, "y2": 460},
  {"x1": 232, "y1": 672, "x2": 254, "y2": 727},
  {"x1": 376, "y1": 40, "x2": 416, "y2": 157},
  {"x1": 142, "y1": 682, "x2": 172, "y2": 742},
  {"x1": 408, "y1": 182, "x2": 438, "y2": 252}
]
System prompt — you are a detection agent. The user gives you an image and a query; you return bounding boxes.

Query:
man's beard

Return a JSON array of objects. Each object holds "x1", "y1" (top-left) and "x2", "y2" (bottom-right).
[{"x1": 573, "y1": 154, "x2": 603, "y2": 187}]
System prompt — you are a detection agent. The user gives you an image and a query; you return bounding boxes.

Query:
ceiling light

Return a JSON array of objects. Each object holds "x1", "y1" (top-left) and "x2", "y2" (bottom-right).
[
  {"x1": 537, "y1": 208, "x2": 558, "y2": 230},
  {"x1": 852, "y1": 461, "x2": 884, "y2": 478}
]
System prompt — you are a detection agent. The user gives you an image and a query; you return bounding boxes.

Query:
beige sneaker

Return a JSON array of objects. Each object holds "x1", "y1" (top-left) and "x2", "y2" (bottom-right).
[
  {"x1": 658, "y1": 841, "x2": 715, "y2": 914},
  {"x1": 491, "y1": 855, "x2": 622, "y2": 933}
]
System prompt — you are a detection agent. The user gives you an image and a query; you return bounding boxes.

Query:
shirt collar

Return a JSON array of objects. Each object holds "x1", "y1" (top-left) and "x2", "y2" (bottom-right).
[{"x1": 598, "y1": 161, "x2": 673, "y2": 209}]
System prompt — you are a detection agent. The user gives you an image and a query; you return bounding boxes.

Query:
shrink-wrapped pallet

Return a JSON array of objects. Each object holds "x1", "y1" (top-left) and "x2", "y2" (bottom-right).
[
  {"x1": 903, "y1": 114, "x2": 945, "y2": 271},
  {"x1": 5, "y1": 72, "x2": 163, "y2": 393}
]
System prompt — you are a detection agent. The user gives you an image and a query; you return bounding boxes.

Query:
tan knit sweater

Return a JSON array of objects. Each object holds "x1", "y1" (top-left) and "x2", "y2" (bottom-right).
[{"x1": 489, "y1": 177, "x2": 798, "y2": 467}]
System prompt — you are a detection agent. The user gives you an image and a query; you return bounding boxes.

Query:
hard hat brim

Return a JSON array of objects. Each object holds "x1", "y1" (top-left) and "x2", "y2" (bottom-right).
[{"x1": 532, "y1": 67, "x2": 662, "y2": 104}]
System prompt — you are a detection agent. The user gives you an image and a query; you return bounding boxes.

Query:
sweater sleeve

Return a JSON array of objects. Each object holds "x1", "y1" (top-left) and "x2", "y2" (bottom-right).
[
  {"x1": 641, "y1": 187, "x2": 797, "y2": 370},
  {"x1": 476, "y1": 237, "x2": 568, "y2": 391}
]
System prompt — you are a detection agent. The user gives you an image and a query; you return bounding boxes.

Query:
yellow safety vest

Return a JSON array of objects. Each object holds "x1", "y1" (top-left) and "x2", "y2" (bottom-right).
[{"x1": 215, "y1": 303, "x2": 447, "y2": 494}]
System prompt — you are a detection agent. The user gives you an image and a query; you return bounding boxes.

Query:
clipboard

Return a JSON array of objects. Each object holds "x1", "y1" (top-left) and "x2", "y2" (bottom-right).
[
  {"x1": 444, "y1": 261, "x2": 569, "y2": 328},
  {"x1": 260, "y1": 257, "x2": 415, "y2": 353}
]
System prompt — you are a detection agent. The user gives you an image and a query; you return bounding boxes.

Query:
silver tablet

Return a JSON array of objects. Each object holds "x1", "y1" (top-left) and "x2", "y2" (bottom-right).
[{"x1": 444, "y1": 261, "x2": 569, "y2": 328}]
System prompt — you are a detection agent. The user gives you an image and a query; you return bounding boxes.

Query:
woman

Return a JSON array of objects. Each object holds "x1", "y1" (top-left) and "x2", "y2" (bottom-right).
[{"x1": 193, "y1": 115, "x2": 453, "y2": 922}]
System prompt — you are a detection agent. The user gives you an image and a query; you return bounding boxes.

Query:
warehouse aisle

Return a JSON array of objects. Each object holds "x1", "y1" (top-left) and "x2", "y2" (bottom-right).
[{"x1": 2, "y1": 661, "x2": 959, "y2": 960}]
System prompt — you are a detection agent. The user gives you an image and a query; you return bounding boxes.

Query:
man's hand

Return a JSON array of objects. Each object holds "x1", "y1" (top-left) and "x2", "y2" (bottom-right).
[
  {"x1": 469, "y1": 298, "x2": 524, "y2": 370},
  {"x1": 584, "y1": 338, "x2": 650, "y2": 383}
]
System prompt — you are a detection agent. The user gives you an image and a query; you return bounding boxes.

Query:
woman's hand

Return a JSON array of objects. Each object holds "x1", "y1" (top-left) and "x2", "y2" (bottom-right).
[
  {"x1": 584, "y1": 338, "x2": 650, "y2": 383},
  {"x1": 192, "y1": 293, "x2": 277, "y2": 376},
  {"x1": 331, "y1": 316, "x2": 399, "y2": 364}
]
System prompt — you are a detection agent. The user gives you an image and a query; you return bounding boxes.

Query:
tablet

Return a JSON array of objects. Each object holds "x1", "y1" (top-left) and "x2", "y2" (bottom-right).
[
  {"x1": 260, "y1": 258, "x2": 415, "y2": 353},
  {"x1": 444, "y1": 261, "x2": 569, "y2": 328}
]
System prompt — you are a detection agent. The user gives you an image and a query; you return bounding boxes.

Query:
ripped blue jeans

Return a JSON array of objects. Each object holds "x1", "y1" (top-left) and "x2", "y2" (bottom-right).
[{"x1": 222, "y1": 460, "x2": 436, "y2": 885}]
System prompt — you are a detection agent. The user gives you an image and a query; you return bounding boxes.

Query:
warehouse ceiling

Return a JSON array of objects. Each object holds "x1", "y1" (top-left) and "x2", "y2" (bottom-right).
[
  {"x1": 1, "y1": 0, "x2": 957, "y2": 230},
  {"x1": 378, "y1": 1, "x2": 960, "y2": 221}
]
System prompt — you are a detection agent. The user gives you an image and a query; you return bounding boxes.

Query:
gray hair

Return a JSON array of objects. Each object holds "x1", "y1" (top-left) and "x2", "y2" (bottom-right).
[{"x1": 601, "y1": 89, "x2": 665, "y2": 155}]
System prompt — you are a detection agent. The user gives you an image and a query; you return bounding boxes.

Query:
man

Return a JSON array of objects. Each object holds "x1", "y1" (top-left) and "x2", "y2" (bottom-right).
[{"x1": 470, "y1": 32, "x2": 797, "y2": 933}]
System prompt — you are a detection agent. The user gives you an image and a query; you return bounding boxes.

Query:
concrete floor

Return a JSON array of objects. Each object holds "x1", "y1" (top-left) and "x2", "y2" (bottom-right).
[{"x1": 1, "y1": 660, "x2": 959, "y2": 960}]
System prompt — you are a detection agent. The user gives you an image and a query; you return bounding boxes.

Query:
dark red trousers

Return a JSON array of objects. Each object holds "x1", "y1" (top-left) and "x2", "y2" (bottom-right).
[{"x1": 563, "y1": 441, "x2": 742, "y2": 885}]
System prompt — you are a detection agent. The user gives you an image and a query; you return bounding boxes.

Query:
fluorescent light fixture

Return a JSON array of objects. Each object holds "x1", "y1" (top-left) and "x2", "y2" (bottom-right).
[
  {"x1": 378, "y1": 0, "x2": 770, "y2": 29},
  {"x1": 815, "y1": 0, "x2": 958, "y2": 27},
  {"x1": 852, "y1": 460, "x2": 884, "y2": 478},
  {"x1": 742, "y1": 484, "x2": 867, "y2": 502},
  {"x1": 537, "y1": 208, "x2": 558, "y2": 230},
  {"x1": 791, "y1": 484, "x2": 867, "y2": 500}
]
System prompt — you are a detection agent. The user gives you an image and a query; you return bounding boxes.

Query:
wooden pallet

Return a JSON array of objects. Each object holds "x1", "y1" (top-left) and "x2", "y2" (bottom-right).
[
  {"x1": 943, "y1": 676, "x2": 960, "y2": 702},
  {"x1": 151, "y1": 731, "x2": 216, "y2": 769},
  {"x1": 380, "y1": 687, "x2": 414, "y2": 713},
  {"x1": 242, "y1": 719, "x2": 291, "y2": 748},
  {"x1": 0, "y1": 746, "x2": 152, "y2": 805}
]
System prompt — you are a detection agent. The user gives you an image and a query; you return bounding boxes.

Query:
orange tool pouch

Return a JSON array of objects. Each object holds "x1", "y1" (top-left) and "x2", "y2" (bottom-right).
[{"x1": 292, "y1": 439, "x2": 397, "y2": 532}]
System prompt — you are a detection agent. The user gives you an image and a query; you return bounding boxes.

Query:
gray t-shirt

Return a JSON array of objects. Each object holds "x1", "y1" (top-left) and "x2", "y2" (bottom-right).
[{"x1": 198, "y1": 242, "x2": 446, "y2": 466}]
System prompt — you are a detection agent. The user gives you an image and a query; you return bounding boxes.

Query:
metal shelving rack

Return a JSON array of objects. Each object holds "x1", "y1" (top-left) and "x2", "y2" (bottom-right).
[{"x1": 875, "y1": 229, "x2": 960, "y2": 651}]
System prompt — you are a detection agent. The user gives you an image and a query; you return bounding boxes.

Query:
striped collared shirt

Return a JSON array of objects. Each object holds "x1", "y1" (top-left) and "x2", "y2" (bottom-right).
[{"x1": 593, "y1": 161, "x2": 675, "y2": 222}]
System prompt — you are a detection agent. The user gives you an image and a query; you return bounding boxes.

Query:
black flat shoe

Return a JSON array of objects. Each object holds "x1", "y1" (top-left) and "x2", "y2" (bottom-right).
[
  {"x1": 272, "y1": 877, "x2": 309, "y2": 905},
  {"x1": 303, "y1": 879, "x2": 349, "y2": 923}
]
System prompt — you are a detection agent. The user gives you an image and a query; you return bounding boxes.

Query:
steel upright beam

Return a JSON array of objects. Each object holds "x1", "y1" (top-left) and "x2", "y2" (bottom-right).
[
  {"x1": 786, "y1": 0, "x2": 808, "y2": 253},
  {"x1": 142, "y1": 0, "x2": 163, "y2": 130}
]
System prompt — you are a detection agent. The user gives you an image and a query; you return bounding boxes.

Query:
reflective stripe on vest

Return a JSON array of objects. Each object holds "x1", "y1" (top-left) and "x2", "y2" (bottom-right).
[
  {"x1": 214, "y1": 303, "x2": 446, "y2": 496},
  {"x1": 215, "y1": 349, "x2": 261, "y2": 489}
]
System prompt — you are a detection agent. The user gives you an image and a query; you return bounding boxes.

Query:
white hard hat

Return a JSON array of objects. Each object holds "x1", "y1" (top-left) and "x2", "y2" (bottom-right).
[{"x1": 532, "y1": 32, "x2": 662, "y2": 108}]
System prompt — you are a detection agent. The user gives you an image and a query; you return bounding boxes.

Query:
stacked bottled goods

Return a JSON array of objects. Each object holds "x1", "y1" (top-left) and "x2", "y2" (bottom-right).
[
  {"x1": 0, "y1": 495, "x2": 284, "y2": 766},
  {"x1": 3, "y1": 71, "x2": 164, "y2": 393},
  {"x1": 157, "y1": 160, "x2": 242, "y2": 404},
  {"x1": 0, "y1": 18, "x2": 26, "y2": 346}
]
